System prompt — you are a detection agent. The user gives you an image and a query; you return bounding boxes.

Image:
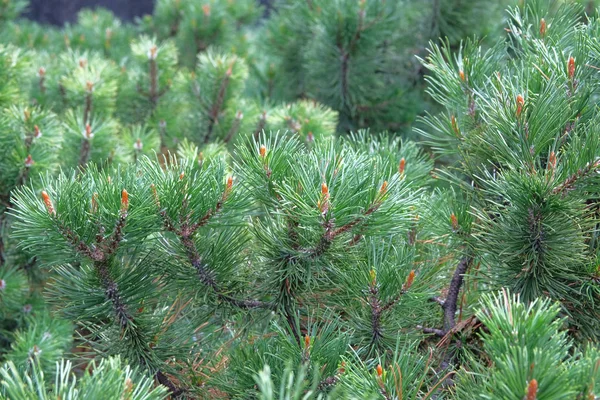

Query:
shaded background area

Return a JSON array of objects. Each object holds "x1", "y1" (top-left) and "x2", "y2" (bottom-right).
[{"x1": 24, "y1": 0, "x2": 273, "y2": 25}]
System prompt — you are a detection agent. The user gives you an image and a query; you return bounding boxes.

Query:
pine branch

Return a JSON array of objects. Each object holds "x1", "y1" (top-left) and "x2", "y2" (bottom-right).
[{"x1": 204, "y1": 61, "x2": 235, "y2": 144}]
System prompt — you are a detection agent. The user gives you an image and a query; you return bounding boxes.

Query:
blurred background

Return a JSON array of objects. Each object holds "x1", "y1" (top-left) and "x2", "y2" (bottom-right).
[{"x1": 25, "y1": 0, "x2": 274, "y2": 25}]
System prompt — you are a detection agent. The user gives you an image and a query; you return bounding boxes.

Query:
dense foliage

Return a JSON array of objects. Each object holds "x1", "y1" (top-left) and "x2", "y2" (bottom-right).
[{"x1": 2, "y1": 0, "x2": 600, "y2": 399}]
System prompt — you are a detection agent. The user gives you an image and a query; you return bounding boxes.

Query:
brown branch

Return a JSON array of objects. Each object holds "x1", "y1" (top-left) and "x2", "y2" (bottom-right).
[
  {"x1": 443, "y1": 256, "x2": 472, "y2": 332},
  {"x1": 553, "y1": 159, "x2": 600, "y2": 195},
  {"x1": 149, "y1": 58, "x2": 159, "y2": 108}
]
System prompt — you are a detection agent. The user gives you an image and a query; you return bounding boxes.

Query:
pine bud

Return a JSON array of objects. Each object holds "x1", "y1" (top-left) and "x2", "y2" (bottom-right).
[
  {"x1": 338, "y1": 361, "x2": 346, "y2": 374},
  {"x1": 22, "y1": 304, "x2": 32, "y2": 313},
  {"x1": 37, "y1": 67, "x2": 46, "y2": 77},
  {"x1": 179, "y1": 172, "x2": 185, "y2": 180},
  {"x1": 376, "y1": 364, "x2": 383, "y2": 377},
  {"x1": 451, "y1": 115, "x2": 460, "y2": 136},
  {"x1": 227, "y1": 176, "x2": 233, "y2": 191},
  {"x1": 548, "y1": 151, "x2": 557, "y2": 171},
  {"x1": 379, "y1": 181, "x2": 388, "y2": 195},
  {"x1": 41, "y1": 190, "x2": 55, "y2": 215},
  {"x1": 148, "y1": 45, "x2": 158, "y2": 60},
  {"x1": 235, "y1": 110, "x2": 244, "y2": 120},
  {"x1": 304, "y1": 334, "x2": 310, "y2": 348},
  {"x1": 84, "y1": 123, "x2": 93, "y2": 139},
  {"x1": 399, "y1": 158, "x2": 406, "y2": 175},
  {"x1": 526, "y1": 379, "x2": 538, "y2": 400},
  {"x1": 321, "y1": 182, "x2": 329, "y2": 196},
  {"x1": 259, "y1": 145, "x2": 266, "y2": 158},
  {"x1": 24, "y1": 154, "x2": 34, "y2": 168},
  {"x1": 23, "y1": 109, "x2": 30, "y2": 121},
  {"x1": 459, "y1": 70, "x2": 465, "y2": 82},
  {"x1": 79, "y1": 58, "x2": 87, "y2": 68},
  {"x1": 134, "y1": 138, "x2": 143, "y2": 151},
  {"x1": 516, "y1": 94, "x2": 524, "y2": 117},
  {"x1": 33, "y1": 125, "x2": 42, "y2": 138},
  {"x1": 540, "y1": 18, "x2": 546, "y2": 37},
  {"x1": 150, "y1": 184, "x2": 160, "y2": 206},
  {"x1": 91, "y1": 192, "x2": 98, "y2": 213},
  {"x1": 404, "y1": 270, "x2": 415, "y2": 290},
  {"x1": 202, "y1": 4, "x2": 211, "y2": 17},
  {"x1": 307, "y1": 132, "x2": 314, "y2": 142},
  {"x1": 450, "y1": 213, "x2": 459, "y2": 231},
  {"x1": 0, "y1": 279, "x2": 6, "y2": 291},
  {"x1": 86, "y1": 80, "x2": 94, "y2": 92},
  {"x1": 369, "y1": 268, "x2": 376, "y2": 284},
  {"x1": 121, "y1": 189, "x2": 129, "y2": 215},
  {"x1": 568, "y1": 56, "x2": 575, "y2": 80}
]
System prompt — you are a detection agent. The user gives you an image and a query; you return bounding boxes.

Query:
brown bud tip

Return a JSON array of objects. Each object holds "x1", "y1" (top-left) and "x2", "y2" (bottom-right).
[
  {"x1": 227, "y1": 176, "x2": 233, "y2": 191},
  {"x1": 548, "y1": 151, "x2": 557, "y2": 171},
  {"x1": 24, "y1": 154, "x2": 34, "y2": 167},
  {"x1": 236, "y1": 110, "x2": 244, "y2": 120},
  {"x1": 85, "y1": 123, "x2": 92, "y2": 138},
  {"x1": 307, "y1": 132, "x2": 314, "y2": 142},
  {"x1": 540, "y1": 18, "x2": 546, "y2": 37},
  {"x1": 134, "y1": 138, "x2": 143, "y2": 151},
  {"x1": 404, "y1": 270, "x2": 415, "y2": 290},
  {"x1": 450, "y1": 213, "x2": 459, "y2": 231},
  {"x1": 179, "y1": 172, "x2": 185, "y2": 180},
  {"x1": 516, "y1": 94, "x2": 524, "y2": 117},
  {"x1": 459, "y1": 70, "x2": 465, "y2": 82},
  {"x1": 321, "y1": 182, "x2": 329, "y2": 195},
  {"x1": 41, "y1": 190, "x2": 55, "y2": 215},
  {"x1": 304, "y1": 334, "x2": 310, "y2": 348},
  {"x1": 91, "y1": 192, "x2": 98, "y2": 213},
  {"x1": 338, "y1": 361, "x2": 346, "y2": 374},
  {"x1": 86, "y1": 81, "x2": 94, "y2": 92},
  {"x1": 376, "y1": 364, "x2": 383, "y2": 377},
  {"x1": 259, "y1": 145, "x2": 266, "y2": 158},
  {"x1": 121, "y1": 189, "x2": 129, "y2": 213},
  {"x1": 202, "y1": 4, "x2": 211, "y2": 16},
  {"x1": 399, "y1": 158, "x2": 406, "y2": 175},
  {"x1": 451, "y1": 115, "x2": 460, "y2": 136},
  {"x1": 79, "y1": 58, "x2": 87, "y2": 68},
  {"x1": 0, "y1": 279, "x2": 5, "y2": 291},
  {"x1": 38, "y1": 67, "x2": 46, "y2": 77},
  {"x1": 526, "y1": 379, "x2": 538, "y2": 400},
  {"x1": 568, "y1": 56, "x2": 575, "y2": 80},
  {"x1": 148, "y1": 45, "x2": 158, "y2": 60},
  {"x1": 379, "y1": 181, "x2": 388, "y2": 195},
  {"x1": 34, "y1": 125, "x2": 41, "y2": 138}
]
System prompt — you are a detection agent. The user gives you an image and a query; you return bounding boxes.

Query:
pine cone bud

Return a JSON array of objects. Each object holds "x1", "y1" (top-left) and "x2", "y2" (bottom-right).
[
  {"x1": 84, "y1": 123, "x2": 93, "y2": 139},
  {"x1": 459, "y1": 70, "x2": 465, "y2": 82},
  {"x1": 259, "y1": 145, "x2": 266, "y2": 158},
  {"x1": 451, "y1": 115, "x2": 460, "y2": 136},
  {"x1": 568, "y1": 56, "x2": 575, "y2": 80},
  {"x1": 376, "y1": 364, "x2": 383, "y2": 377},
  {"x1": 304, "y1": 334, "x2": 310, "y2": 348},
  {"x1": 526, "y1": 379, "x2": 538, "y2": 400},
  {"x1": 399, "y1": 158, "x2": 406, "y2": 175},
  {"x1": 404, "y1": 270, "x2": 415, "y2": 290},
  {"x1": 121, "y1": 189, "x2": 129, "y2": 215},
  {"x1": 548, "y1": 151, "x2": 557, "y2": 171},
  {"x1": 24, "y1": 154, "x2": 34, "y2": 168},
  {"x1": 450, "y1": 213, "x2": 459, "y2": 231},
  {"x1": 33, "y1": 125, "x2": 42, "y2": 139},
  {"x1": 150, "y1": 184, "x2": 160, "y2": 207},
  {"x1": 227, "y1": 176, "x2": 233, "y2": 191},
  {"x1": 148, "y1": 45, "x2": 158, "y2": 60},
  {"x1": 540, "y1": 18, "x2": 546, "y2": 37},
  {"x1": 179, "y1": 172, "x2": 185, "y2": 180},
  {"x1": 379, "y1": 181, "x2": 388, "y2": 196},
  {"x1": 321, "y1": 182, "x2": 329, "y2": 196},
  {"x1": 516, "y1": 94, "x2": 524, "y2": 117},
  {"x1": 41, "y1": 190, "x2": 55, "y2": 215},
  {"x1": 91, "y1": 192, "x2": 98, "y2": 213}
]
